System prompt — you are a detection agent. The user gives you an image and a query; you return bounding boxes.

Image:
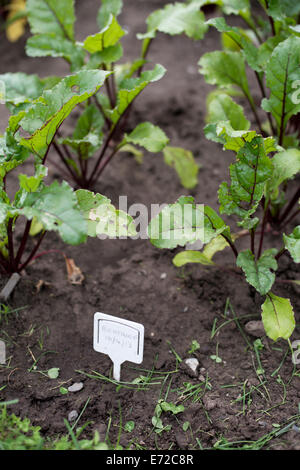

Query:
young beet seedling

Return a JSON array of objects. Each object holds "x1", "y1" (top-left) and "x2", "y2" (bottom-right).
[
  {"x1": 0, "y1": 0, "x2": 204, "y2": 191},
  {"x1": 0, "y1": 70, "x2": 136, "y2": 275},
  {"x1": 147, "y1": 127, "x2": 299, "y2": 343}
]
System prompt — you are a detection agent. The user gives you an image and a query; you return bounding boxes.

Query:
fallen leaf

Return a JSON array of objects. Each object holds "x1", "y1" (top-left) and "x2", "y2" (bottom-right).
[
  {"x1": 6, "y1": 0, "x2": 27, "y2": 42},
  {"x1": 35, "y1": 279, "x2": 51, "y2": 293},
  {"x1": 65, "y1": 257, "x2": 84, "y2": 285}
]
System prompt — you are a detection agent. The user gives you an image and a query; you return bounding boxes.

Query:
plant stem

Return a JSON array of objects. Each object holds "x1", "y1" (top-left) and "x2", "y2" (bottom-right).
[
  {"x1": 275, "y1": 247, "x2": 286, "y2": 261},
  {"x1": 0, "y1": 250, "x2": 10, "y2": 273},
  {"x1": 14, "y1": 220, "x2": 32, "y2": 268},
  {"x1": 257, "y1": 201, "x2": 270, "y2": 259},
  {"x1": 7, "y1": 219, "x2": 15, "y2": 271},
  {"x1": 87, "y1": 125, "x2": 119, "y2": 187},
  {"x1": 93, "y1": 95, "x2": 111, "y2": 129},
  {"x1": 280, "y1": 208, "x2": 300, "y2": 230},
  {"x1": 52, "y1": 141, "x2": 81, "y2": 186},
  {"x1": 245, "y1": 91, "x2": 265, "y2": 135},
  {"x1": 18, "y1": 231, "x2": 46, "y2": 272},
  {"x1": 221, "y1": 234, "x2": 238, "y2": 258},
  {"x1": 278, "y1": 186, "x2": 300, "y2": 225},
  {"x1": 250, "y1": 228, "x2": 255, "y2": 256},
  {"x1": 254, "y1": 71, "x2": 276, "y2": 135},
  {"x1": 90, "y1": 144, "x2": 122, "y2": 187}
]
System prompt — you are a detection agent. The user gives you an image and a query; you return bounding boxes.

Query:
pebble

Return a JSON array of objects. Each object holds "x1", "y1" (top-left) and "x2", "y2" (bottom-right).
[
  {"x1": 245, "y1": 320, "x2": 265, "y2": 337},
  {"x1": 160, "y1": 273, "x2": 167, "y2": 279},
  {"x1": 68, "y1": 382, "x2": 84, "y2": 393},
  {"x1": 187, "y1": 65, "x2": 197, "y2": 75},
  {"x1": 200, "y1": 367, "x2": 206, "y2": 374},
  {"x1": 68, "y1": 410, "x2": 78, "y2": 422},
  {"x1": 258, "y1": 421, "x2": 267, "y2": 427},
  {"x1": 198, "y1": 374, "x2": 206, "y2": 382},
  {"x1": 184, "y1": 358, "x2": 200, "y2": 374},
  {"x1": 203, "y1": 396, "x2": 218, "y2": 410}
]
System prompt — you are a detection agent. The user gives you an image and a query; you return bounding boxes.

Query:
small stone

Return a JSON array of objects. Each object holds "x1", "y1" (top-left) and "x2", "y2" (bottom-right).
[
  {"x1": 258, "y1": 421, "x2": 267, "y2": 427},
  {"x1": 160, "y1": 273, "x2": 167, "y2": 280},
  {"x1": 198, "y1": 374, "x2": 206, "y2": 382},
  {"x1": 200, "y1": 367, "x2": 206, "y2": 374},
  {"x1": 245, "y1": 320, "x2": 265, "y2": 337},
  {"x1": 184, "y1": 358, "x2": 199, "y2": 375},
  {"x1": 187, "y1": 65, "x2": 197, "y2": 75},
  {"x1": 183, "y1": 306, "x2": 188, "y2": 313},
  {"x1": 68, "y1": 410, "x2": 78, "y2": 422},
  {"x1": 68, "y1": 382, "x2": 83, "y2": 393},
  {"x1": 203, "y1": 395, "x2": 218, "y2": 410}
]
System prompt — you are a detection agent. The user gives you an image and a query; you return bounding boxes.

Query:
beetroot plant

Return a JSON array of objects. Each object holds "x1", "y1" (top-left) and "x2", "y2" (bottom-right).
[
  {"x1": 0, "y1": 69, "x2": 136, "y2": 275},
  {"x1": 146, "y1": 0, "x2": 300, "y2": 342},
  {"x1": 0, "y1": 0, "x2": 205, "y2": 190},
  {"x1": 147, "y1": 125, "x2": 299, "y2": 342}
]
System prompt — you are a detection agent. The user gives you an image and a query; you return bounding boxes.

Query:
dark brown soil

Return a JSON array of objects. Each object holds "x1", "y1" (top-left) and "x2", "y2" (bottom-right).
[{"x1": 0, "y1": 0, "x2": 299, "y2": 450}]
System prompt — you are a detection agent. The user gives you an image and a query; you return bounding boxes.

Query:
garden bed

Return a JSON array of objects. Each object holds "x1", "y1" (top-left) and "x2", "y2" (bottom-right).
[{"x1": 0, "y1": 0, "x2": 299, "y2": 450}]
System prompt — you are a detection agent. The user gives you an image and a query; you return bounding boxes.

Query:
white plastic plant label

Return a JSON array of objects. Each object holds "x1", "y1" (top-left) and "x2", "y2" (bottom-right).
[
  {"x1": 93, "y1": 312, "x2": 144, "y2": 382},
  {"x1": 0, "y1": 340, "x2": 5, "y2": 364}
]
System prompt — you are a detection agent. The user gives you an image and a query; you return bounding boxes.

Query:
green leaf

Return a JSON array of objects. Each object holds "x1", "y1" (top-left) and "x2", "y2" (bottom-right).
[
  {"x1": 199, "y1": 50, "x2": 251, "y2": 98},
  {"x1": 0, "y1": 131, "x2": 30, "y2": 178},
  {"x1": 124, "y1": 421, "x2": 135, "y2": 433},
  {"x1": 60, "y1": 104, "x2": 104, "y2": 159},
  {"x1": 256, "y1": 36, "x2": 286, "y2": 72},
  {"x1": 218, "y1": 133, "x2": 274, "y2": 220},
  {"x1": 173, "y1": 250, "x2": 214, "y2": 267},
  {"x1": 82, "y1": 15, "x2": 125, "y2": 54},
  {"x1": 206, "y1": 91, "x2": 250, "y2": 131},
  {"x1": 219, "y1": 0, "x2": 250, "y2": 15},
  {"x1": 160, "y1": 401, "x2": 184, "y2": 415},
  {"x1": 119, "y1": 144, "x2": 143, "y2": 164},
  {"x1": 0, "y1": 73, "x2": 44, "y2": 106},
  {"x1": 261, "y1": 36, "x2": 300, "y2": 138},
  {"x1": 138, "y1": 0, "x2": 208, "y2": 41},
  {"x1": 267, "y1": 0, "x2": 300, "y2": 20},
  {"x1": 123, "y1": 122, "x2": 169, "y2": 153},
  {"x1": 207, "y1": 17, "x2": 259, "y2": 71},
  {"x1": 47, "y1": 368, "x2": 60, "y2": 379},
  {"x1": 26, "y1": 33, "x2": 84, "y2": 71},
  {"x1": 19, "y1": 181, "x2": 87, "y2": 245},
  {"x1": 267, "y1": 148, "x2": 300, "y2": 199},
  {"x1": 148, "y1": 196, "x2": 228, "y2": 249},
  {"x1": 76, "y1": 189, "x2": 136, "y2": 238},
  {"x1": 85, "y1": 44, "x2": 123, "y2": 68},
  {"x1": 237, "y1": 249, "x2": 278, "y2": 295},
  {"x1": 261, "y1": 293, "x2": 295, "y2": 341},
  {"x1": 27, "y1": 0, "x2": 75, "y2": 41},
  {"x1": 283, "y1": 226, "x2": 300, "y2": 263},
  {"x1": 108, "y1": 65, "x2": 166, "y2": 124},
  {"x1": 18, "y1": 165, "x2": 48, "y2": 193},
  {"x1": 202, "y1": 233, "x2": 233, "y2": 260},
  {"x1": 163, "y1": 146, "x2": 199, "y2": 189},
  {"x1": 97, "y1": 0, "x2": 123, "y2": 29},
  {"x1": 16, "y1": 70, "x2": 110, "y2": 158}
]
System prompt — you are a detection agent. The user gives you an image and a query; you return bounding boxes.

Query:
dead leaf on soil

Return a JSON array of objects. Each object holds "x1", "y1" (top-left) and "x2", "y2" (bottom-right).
[
  {"x1": 35, "y1": 279, "x2": 51, "y2": 293},
  {"x1": 64, "y1": 257, "x2": 84, "y2": 285}
]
